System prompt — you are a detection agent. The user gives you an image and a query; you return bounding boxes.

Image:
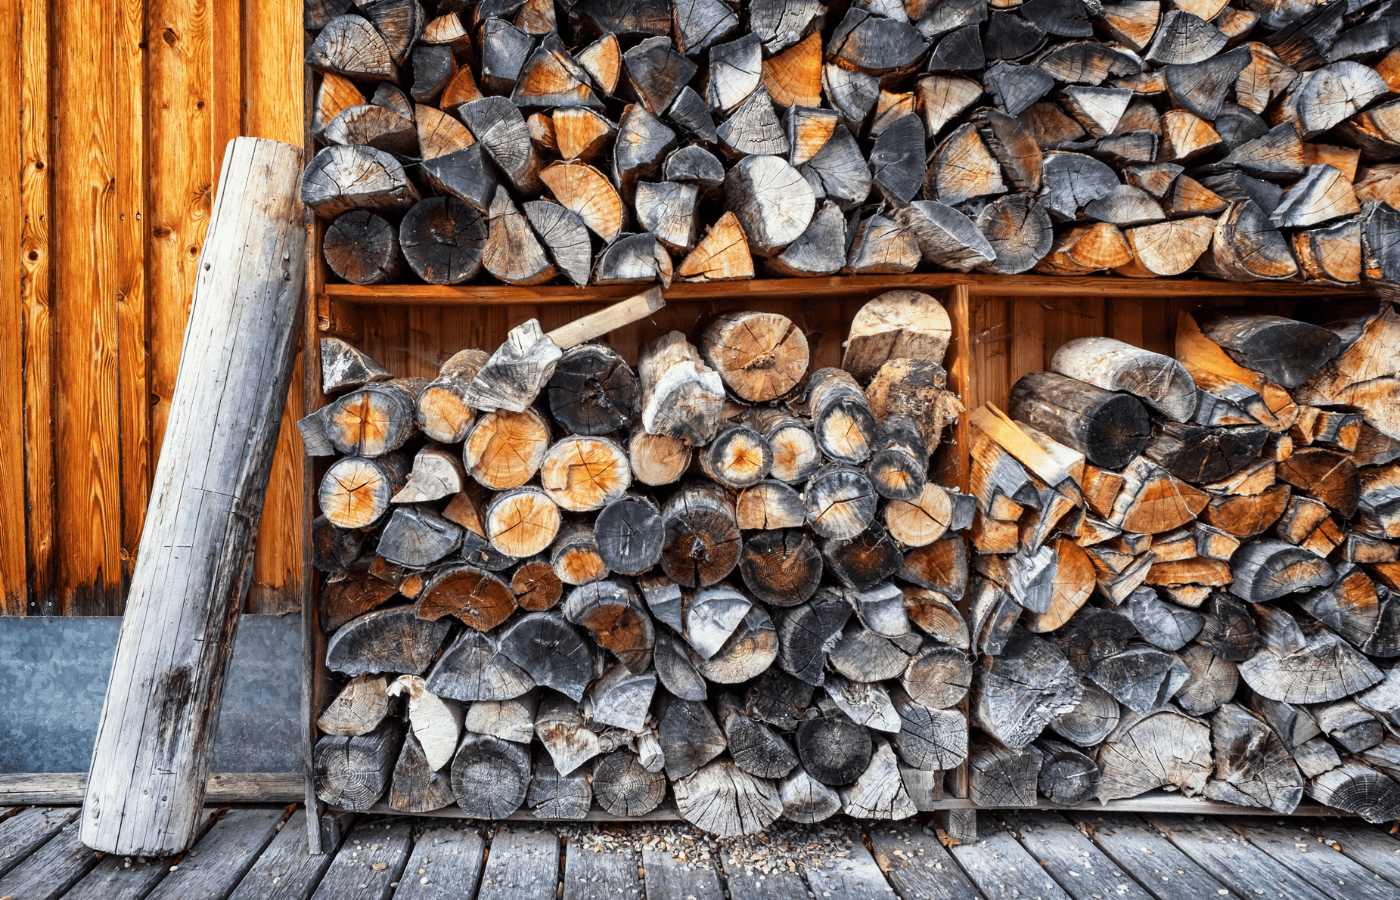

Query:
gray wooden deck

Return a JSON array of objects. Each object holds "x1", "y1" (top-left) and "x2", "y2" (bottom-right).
[{"x1": 2, "y1": 805, "x2": 1399, "y2": 900}]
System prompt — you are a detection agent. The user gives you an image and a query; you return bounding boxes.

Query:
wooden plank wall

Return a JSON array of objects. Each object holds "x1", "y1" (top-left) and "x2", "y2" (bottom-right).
[{"x1": 0, "y1": 0, "x2": 306, "y2": 614}]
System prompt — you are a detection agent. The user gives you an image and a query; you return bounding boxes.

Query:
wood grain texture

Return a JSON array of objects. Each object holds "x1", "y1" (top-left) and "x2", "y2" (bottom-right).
[
  {"x1": 310, "y1": 820, "x2": 413, "y2": 900},
  {"x1": 0, "y1": 819, "x2": 101, "y2": 900},
  {"x1": 868, "y1": 825, "x2": 983, "y2": 900},
  {"x1": 1002, "y1": 810, "x2": 1158, "y2": 900},
  {"x1": 19, "y1": 0, "x2": 54, "y2": 615},
  {"x1": 227, "y1": 810, "x2": 341, "y2": 900},
  {"x1": 478, "y1": 829, "x2": 560, "y2": 900},
  {"x1": 564, "y1": 837, "x2": 643, "y2": 900},
  {"x1": 392, "y1": 827, "x2": 487, "y2": 900},
  {"x1": 1069, "y1": 812, "x2": 1235, "y2": 900},
  {"x1": 0, "y1": 0, "x2": 24, "y2": 612},
  {"x1": 145, "y1": 808, "x2": 284, "y2": 900},
  {"x1": 641, "y1": 847, "x2": 725, "y2": 900},
  {"x1": 52, "y1": 0, "x2": 124, "y2": 615},
  {"x1": 0, "y1": 807, "x2": 79, "y2": 878},
  {"x1": 82, "y1": 139, "x2": 306, "y2": 856}
]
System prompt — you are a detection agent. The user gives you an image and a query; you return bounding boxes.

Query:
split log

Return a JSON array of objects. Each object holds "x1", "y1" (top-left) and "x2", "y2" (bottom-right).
[
  {"x1": 389, "y1": 732, "x2": 456, "y2": 814},
  {"x1": 1048, "y1": 679, "x2": 1120, "y2": 747},
  {"x1": 1229, "y1": 540, "x2": 1335, "y2": 602},
  {"x1": 1036, "y1": 739, "x2": 1100, "y2": 804},
  {"x1": 465, "y1": 693, "x2": 539, "y2": 745},
  {"x1": 1239, "y1": 621, "x2": 1382, "y2": 704},
  {"x1": 735, "y1": 479, "x2": 806, "y2": 530},
  {"x1": 1201, "y1": 702, "x2": 1302, "y2": 813},
  {"x1": 1306, "y1": 762, "x2": 1400, "y2": 824},
  {"x1": 778, "y1": 767, "x2": 842, "y2": 823},
  {"x1": 775, "y1": 596, "x2": 849, "y2": 685},
  {"x1": 425, "y1": 629, "x2": 535, "y2": 702},
  {"x1": 659, "y1": 697, "x2": 727, "y2": 780},
  {"x1": 638, "y1": 331, "x2": 725, "y2": 446},
  {"x1": 678, "y1": 211, "x2": 755, "y2": 282},
  {"x1": 654, "y1": 629, "x2": 708, "y2": 702},
  {"x1": 318, "y1": 673, "x2": 393, "y2": 737},
  {"x1": 540, "y1": 161, "x2": 625, "y2": 242},
  {"x1": 377, "y1": 506, "x2": 463, "y2": 567},
  {"x1": 497, "y1": 611, "x2": 595, "y2": 701},
  {"x1": 314, "y1": 718, "x2": 405, "y2": 811},
  {"x1": 796, "y1": 699, "x2": 874, "y2": 786},
  {"x1": 717, "y1": 693, "x2": 798, "y2": 779},
  {"x1": 563, "y1": 577, "x2": 654, "y2": 671},
  {"x1": 724, "y1": 154, "x2": 815, "y2": 256},
  {"x1": 968, "y1": 741, "x2": 1042, "y2": 807},
  {"x1": 1096, "y1": 709, "x2": 1212, "y2": 801},
  {"x1": 673, "y1": 761, "x2": 782, "y2": 836},
  {"x1": 415, "y1": 564, "x2": 517, "y2": 632},
  {"x1": 974, "y1": 628, "x2": 1082, "y2": 750}
]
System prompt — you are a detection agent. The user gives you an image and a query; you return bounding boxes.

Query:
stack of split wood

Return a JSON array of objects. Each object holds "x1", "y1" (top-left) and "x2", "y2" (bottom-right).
[
  {"x1": 299, "y1": 0, "x2": 1400, "y2": 289},
  {"x1": 303, "y1": 290, "x2": 973, "y2": 834},
  {"x1": 964, "y1": 297, "x2": 1400, "y2": 823}
]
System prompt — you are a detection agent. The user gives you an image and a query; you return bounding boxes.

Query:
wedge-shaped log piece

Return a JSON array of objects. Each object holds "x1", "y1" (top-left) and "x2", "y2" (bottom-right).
[
  {"x1": 1241, "y1": 621, "x2": 1382, "y2": 703},
  {"x1": 1200, "y1": 311, "x2": 1340, "y2": 390},
  {"x1": 638, "y1": 331, "x2": 725, "y2": 446},
  {"x1": 929, "y1": 123, "x2": 1006, "y2": 205},
  {"x1": 318, "y1": 673, "x2": 393, "y2": 737},
  {"x1": 828, "y1": 8, "x2": 929, "y2": 74},
  {"x1": 497, "y1": 611, "x2": 594, "y2": 701},
  {"x1": 717, "y1": 692, "x2": 798, "y2": 779},
  {"x1": 1144, "y1": 10, "x2": 1226, "y2": 65},
  {"x1": 968, "y1": 740, "x2": 1042, "y2": 807},
  {"x1": 1273, "y1": 62, "x2": 1388, "y2": 140},
  {"x1": 1229, "y1": 540, "x2": 1335, "y2": 603},
  {"x1": 1086, "y1": 644, "x2": 1189, "y2": 715},
  {"x1": 1143, "y1": 421, "x2": 1267, "y2": 482},
  {"x1": 775, "y1": 591, "x2": 851, "y2": 685},
  {"x1": 765, "y1": 202, "x2": 846, "y2": 277},
  {"x1": 1294, "y1": 217, "x2": 1361, "y2": 284},
  {"x1": 613, "y1": 103, "x2": 677, "y2": 201},
  {"x1": 1097, "y1": 708, "x2": 1211, "y2": 801},
  {"x1": 302, "y1": 144, "x2": 419, "y2": 218},
  {"x1": 673, "y1": 761, "x2": 782, "y2": 836},
  {"x1": 324, "y1": 103, "x2": 415, "y2": 156},
  {"x1": 564, "y1": 577, "x2": 654, "y2": 672},
  {"x1": 1306, "y1": 762, "x2": 1400, "y2": 824},
  {"x1": 892, "y1": 201, "x2": 995, "y2": 272},
  {"x1": 1048, "y1": 678, "x2": 1119, "y2": 747},
  {"x1": 1201, "y1": 702, "x2": 1302, "y2": 813},
  {"x1": 1117, "y1": 215, "x2": 1215, "y2": 277},
  {"x1": 327, "y1": 606, "x2": 451, "y2": 677},
  {"x1": 659, "y1": 697, "x2": 727, "y2": 780},
  {"x1": 1272, "y1": 164, "x2": 1359, "y2": 230},
  {"x1": 1035, "y1": 222, "x2": 1133, "y2": 275},
  {"x1": 677, "y1": 211, "x2": 753, "y2": 282},
  {"x1": 539, "y1": 161, "x2": 624, "y2": 243},
  {"x1": 307, "y1": 14, "x2": 399, "y2": 82},
  {"x1": 973, "y1": 628, "x2": 1082, "y2": 750},
  {"x1": 459, "y1": 97, "x2": 540, "y2": 194},
  {"x1": 837, "y1": 736, "x2": 916, "y2": 820},
  {"x1": 724, "y1": 154, "x2": 814, "y2": 256},
  {"x1": 481, "y1": 189, "x2": 555, "y2": 287},
  {"x1": 1038, "y1": 151, "x2": 1117, "y2": 220}
]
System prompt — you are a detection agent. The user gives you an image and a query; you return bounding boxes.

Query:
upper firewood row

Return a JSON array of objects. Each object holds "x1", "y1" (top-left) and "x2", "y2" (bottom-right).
[{"x1": 299, "y1": 0, "x2": 1400, "y2": 288}]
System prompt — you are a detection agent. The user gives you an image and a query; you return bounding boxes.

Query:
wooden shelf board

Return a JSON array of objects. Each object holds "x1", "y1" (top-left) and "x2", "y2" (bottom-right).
[
  {"x1": 322, "y1": 274, "x2": 1359, "y2": 307},
  {"x1": 0, "y1": 772, "x2": 304, "y2": 805},
  {"x1": 326, "y1": 792, "x2": 1347, "y2": 822}
]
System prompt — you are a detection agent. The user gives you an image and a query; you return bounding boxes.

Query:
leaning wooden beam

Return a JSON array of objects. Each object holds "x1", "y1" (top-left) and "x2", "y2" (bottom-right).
[{"x1": 83, "y1": 138, "x2": 307, "y2": 855}]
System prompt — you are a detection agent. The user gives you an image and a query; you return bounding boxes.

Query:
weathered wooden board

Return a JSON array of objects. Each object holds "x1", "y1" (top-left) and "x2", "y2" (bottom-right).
[
  {"x1": 640, "y1": 847, "x2": 725, "y2": 900},
  {"x1": 868, "y1": 824, "x2": 983, "y2": 900},
  {"x1": 145, "y1": 809, "x2": 285, "y2": 900},
  {"x1": 0, "y1": 807, "x2": 77, "y2": 878},
  {"x1": 1226, "y1": 817, "x2": 1400, "y2": 900},
  {"x1": 391, "y1": 827, "x2": 487, "y2": 900},
  {"x1": 951, "y1": 815, "x2": 1074, "y2": 900},
  {"x1": 309, "y1": 820, "x2": 414, "y2": 900},
  {"x1": 1301, "y1": 821, "x2": 1400, "y2": 889},
  {"x1": 1000, "y1": 811, "x2": 1156, "y2": 900},
  {"x1": 1066, "y1": 813, "x2": 1235, "y2": 900},
  {"x1": 227, "y1": 810, "x2": 341, "y2": 900},
  {"x1": 802, "y1": 838, "x2": 896, "y2": 900},
  {"x1": 1146, "y1": 815, "x2": 1334, "y2": 900},
  {"x1": 477, "y1": 829, "x2": 560, "y2": 900},
  {"x1": 0, "y1": 819, "x2": 101, "y2": 900},
  {"x1": 564, "y1": 837, "x2": 643, "y2": 900}
]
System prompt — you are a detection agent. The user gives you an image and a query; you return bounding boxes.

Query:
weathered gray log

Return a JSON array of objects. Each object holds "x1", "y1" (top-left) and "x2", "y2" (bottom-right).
[
  {"x1": 314, "y1": 717, "x2": 406, "y2": 811},
  {"x1": 1008, "y1": 371, "x2": 1152, "y2": 469},
  {"x1": 973, "y1": 628, "x2": 1082, "y2": 750},
  {"x1": 83, "y1": 139, "x2": 307, "y2": 855}
]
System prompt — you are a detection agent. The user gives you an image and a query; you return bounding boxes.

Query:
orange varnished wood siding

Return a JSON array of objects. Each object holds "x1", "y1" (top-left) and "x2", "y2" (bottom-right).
[{"x1": 1, "y1": 0, "x2": 305, "y2": 614}]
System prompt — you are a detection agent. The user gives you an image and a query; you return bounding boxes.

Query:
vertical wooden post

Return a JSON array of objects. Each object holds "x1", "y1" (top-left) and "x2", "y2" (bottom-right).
[
  {"x1": 939, "y1": 282, "x2": 978, "y2": 843},
  {"x1": 82, "y1": 137, "x2": 306, "y2": 856}
]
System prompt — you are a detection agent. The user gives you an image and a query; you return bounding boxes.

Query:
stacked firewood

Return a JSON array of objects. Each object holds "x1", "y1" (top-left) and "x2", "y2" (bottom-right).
[
  {"x1": 299, "y1": 0, "x2": 1400, "y2": 288},
  {"x1": 964, "y1": 296, "x2": 1400, "y2": 822},
  {"x1": 303, "y1": 290, "x2": 973, "y2": 834}
]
